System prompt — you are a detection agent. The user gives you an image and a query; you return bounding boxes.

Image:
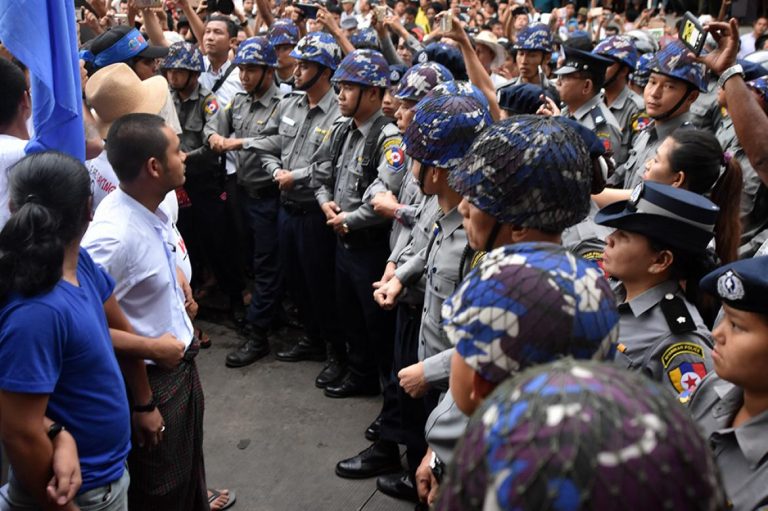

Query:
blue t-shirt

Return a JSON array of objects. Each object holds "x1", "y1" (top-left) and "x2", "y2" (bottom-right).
[{"x1": 0, "y1": 248, "x2": 131, "y2": 492}]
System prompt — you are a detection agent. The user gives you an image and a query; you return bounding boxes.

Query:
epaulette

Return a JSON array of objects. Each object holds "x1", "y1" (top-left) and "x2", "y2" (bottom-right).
[{"x1": 660, "y1": 293, "x2": 696, "y2": 334}]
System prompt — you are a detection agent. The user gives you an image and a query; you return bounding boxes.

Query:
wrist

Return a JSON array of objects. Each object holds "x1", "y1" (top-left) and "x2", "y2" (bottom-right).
[
  {"x1": 132, "y1": 397, "x2": 157, "y2": 413},
  {"x1": 717, "y1": 63, "x2": 743, "y2": 88}
]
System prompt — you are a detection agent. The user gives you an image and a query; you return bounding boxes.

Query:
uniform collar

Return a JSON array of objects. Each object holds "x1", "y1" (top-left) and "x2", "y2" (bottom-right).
[
  {"x1": 171, "y1": 83, "x2": 201, "y2": 103},
  {"x1": 622, "y1": 280, "x2": 680, "y2": 317},
  {"x1": 300, "y1": 87, "x2": 337, "y2": 113},
  {"x1": 652, "y1": 112, "x2": 691, "y2": 140},
  {"x1": 354, "y1": 110, "x2": 383, "y2": 138},
  {"x1": 437, "y1": 205, "x2": 464, "y2": 235},
  {"x1": 571, "y1": 93, "x2": 604, "y2": 121},
  {"x1": 609, "y1": 86, "x2": 631, "y2": 109},
  {"x1": 250, "y1": 83, "x2": 280, "y2": 108},
  {"x1": 710, "y1": 378, "x2": 768, "y2": 468}
]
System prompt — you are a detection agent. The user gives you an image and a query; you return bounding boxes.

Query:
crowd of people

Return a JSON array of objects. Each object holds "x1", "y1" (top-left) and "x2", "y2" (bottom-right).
[{"x1": 0, "y1": 0, "x2": 767, "y2": 509}]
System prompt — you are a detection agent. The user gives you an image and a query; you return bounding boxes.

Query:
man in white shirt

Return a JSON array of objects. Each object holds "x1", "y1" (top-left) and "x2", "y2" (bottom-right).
[
  {"x1": 739, "y1": 16, "x2": 768, "y2": 58},
  {"x1": 0, "y1": 58, "x2": 31, "y2": 229},
  {"x1": 82, "y1": 113, "x2": 215, "y2": 511}
]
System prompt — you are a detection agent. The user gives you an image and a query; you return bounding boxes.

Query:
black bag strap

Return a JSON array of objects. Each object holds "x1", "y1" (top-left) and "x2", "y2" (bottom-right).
[
  {"x1": 359, "y1": 116, "x2": 395, "y2": 185},
  {"x1": 211, "y1": 63, "x2": 237, "y2": 94}
]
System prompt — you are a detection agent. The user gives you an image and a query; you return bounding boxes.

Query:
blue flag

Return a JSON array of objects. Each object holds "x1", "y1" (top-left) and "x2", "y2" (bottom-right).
[{"x1": 0, "y1": 0, "x2": 85, "y2": 161}]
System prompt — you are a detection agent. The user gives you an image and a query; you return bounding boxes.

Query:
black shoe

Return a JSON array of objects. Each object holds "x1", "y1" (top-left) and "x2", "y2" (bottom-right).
[
  {"x1": 335, "y1": 441, "x2": 401, "y2": 479},
  {"x1": 324, "y1": 372, "x2": 380, "y2": 398},
  {"x1": 315, "y1": 344, "x2": 346, "y2": 388},
  {"x1": 365, "y1": 415, "x2": 382, "y2": 442},
  {"x1": 377, "y1": 472, "x2": 418, "y2": 503},
  {"x1": 225, "y1": 329, "x2": 269, "y2": 368},
  {"x1": 275, "y1": 339, "x2": 326, "y2": 362}
]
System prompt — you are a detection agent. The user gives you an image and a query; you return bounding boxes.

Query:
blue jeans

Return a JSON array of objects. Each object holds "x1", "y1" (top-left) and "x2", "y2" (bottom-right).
[{"x1": 1, "y1": 468, "x2": 129, "y2": 511}]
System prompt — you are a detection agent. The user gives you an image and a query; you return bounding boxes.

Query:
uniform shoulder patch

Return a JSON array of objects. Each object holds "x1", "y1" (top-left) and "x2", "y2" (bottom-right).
[
  {"x1": 383, "y1": 137, "x2": 405, "y2": 173},
  {"x1": 668, "y1": 361, "x2": 707, "y2": 394},
  {"x1": 204, "y1": 97, "x2": 220, "y2": 115},
  {"x1": 595, "y1": 131, "x2": 613, "y2": 152},
  {"x1": 381, "y1": 123, "x2": 400, "y2": 137},
  {"x1": 631, "y1": 111, "x2": 651, "y2": 133},
  {"x1": 661, "y1": 341, "x2": 704, "y2": 368}
]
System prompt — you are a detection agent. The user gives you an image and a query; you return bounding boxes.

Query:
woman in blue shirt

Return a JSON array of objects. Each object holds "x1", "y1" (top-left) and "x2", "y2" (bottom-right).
[{"x1": 0, "y1": 152, "x2": 133, "y2": 511}]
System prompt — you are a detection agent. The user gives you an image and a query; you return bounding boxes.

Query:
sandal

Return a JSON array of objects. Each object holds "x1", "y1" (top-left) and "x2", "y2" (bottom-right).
[
  {"x1": 208, "y1": 488, "x2": 236, "y2": 511},
  {"x1": 195, "y1": 327, "x2": 212, "y2": 349}
]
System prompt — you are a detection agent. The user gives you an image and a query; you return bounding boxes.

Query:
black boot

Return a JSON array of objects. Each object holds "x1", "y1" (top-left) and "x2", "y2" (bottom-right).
[
  {"x1": 225, "y1": 327, "x2": 269, "y2": 368},
  {"x1": 376, "y1": 471, "x2": 418, "y2": 502},
  {"x1": 315, "y1": 342, "x2": 346, "y2": 388},
  {"x1": 335, "y1": 440, "x2": 401, "y2": 479},
  {"x1": 275, "y1": 337, "x2": 326, "y2": 362}
]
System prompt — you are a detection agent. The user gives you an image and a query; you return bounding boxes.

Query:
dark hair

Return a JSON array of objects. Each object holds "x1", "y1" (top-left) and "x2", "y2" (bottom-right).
[
  {"x1": 207, "y1": 15, "x2": 238, "y2": 38},
  {"x1": 0, "y1": 58, "x2": 27, "y2": 127},
  {"x1": 755, "y1": 33, "x2": 768, "y2": 51},
  {"x1": 405, "y1": 6, "x2": 418, "y2": 16},
  {"x1": 106, "y1": 113, "x2": 170, "y2": 183},
  {"x1": 0, "y1": 152, "x2": 92, "y2": 302},
  {"x1": 666, "y1": 128, "x2": 742, "y2": 264}
]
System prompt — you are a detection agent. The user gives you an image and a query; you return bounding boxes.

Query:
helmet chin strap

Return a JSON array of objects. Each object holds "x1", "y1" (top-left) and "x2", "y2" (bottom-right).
[
  {"x1": 484, "y1": 221, "x2": 503, "y2": 252},
  {"x1": 417, "y1": 162, "x2": 430, "y2": 193},
  {"x1": 251, "y1": 66, "x2": 269, "y2": 96},
  {"x1": 603, "y1": 65, "x2": 623, "y2": 89},
  {"x1": 350, "y1": 85, "x2": 366, "y2": 119},
  {"x1": 296, "y1": 64, "x2": 327, "y2": 91},
  {"x1": 651, "y1": 84, "x2": 694, "y2": 122}
]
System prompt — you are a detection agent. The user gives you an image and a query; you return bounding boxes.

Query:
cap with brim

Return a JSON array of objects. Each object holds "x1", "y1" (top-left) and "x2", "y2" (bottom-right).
[
  {"x1": 594, "y1": 181, "x2": 719, "y2": 254},
  {"x1": 341, "y1": 17, "x2": 358, "y2": 29},
  {"x1": 85, "y1": 63, "x2": 168, "y2": 139},
  {"x1": 700, "y1": 256, "x2": 768, "y2": 313},
  {"x1": 88, "y1": 26, "x2": 168, "y2": 68},
  {"x1": 555, "y1": 46, "x2": 613, "y2": 75}
]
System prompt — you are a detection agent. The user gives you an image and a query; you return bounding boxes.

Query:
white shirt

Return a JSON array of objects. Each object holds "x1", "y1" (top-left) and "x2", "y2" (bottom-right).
[
  {"x1": 200, "y1": 57, "x2": 244, "y2": 176},
  {"x1": 86, "y1": 149, "x2": 118, "y2": 210},
  {"x1": 0, "y1": 135, "x2": 27, "y2": 229},
  {"x1": 82, "y1": 188, "x2": 194, "y2": 349},
  {"x1": 739, "y1": 32, "x2": 758, "y2": 59}
]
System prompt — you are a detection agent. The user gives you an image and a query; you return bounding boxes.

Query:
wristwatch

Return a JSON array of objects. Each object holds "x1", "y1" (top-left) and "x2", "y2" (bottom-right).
[
  {"x1": 429, "y1": 451, "x2": 445, "y2": 483},
  {"x1": 47, "y1": 423, "x2": 65, "y2": 440},
  {"x1": 133, "y1": 397, "x2": 157, "y2": 413},
  {"x1": 342, "y1": 222, "x2": 350, "y2": 234},
  {"x1": 717, "y1": 64, "x2": 744, "y2": 89}
]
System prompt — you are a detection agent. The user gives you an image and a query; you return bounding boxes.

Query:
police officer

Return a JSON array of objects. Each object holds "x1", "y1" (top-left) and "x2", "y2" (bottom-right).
[
  {"x1": 629, "y1": 52, "x2": 654, "y2": 97},
  {"x1": 161, "y1": 42, "x2": 246, "y2": 323},
  {"x1": 549, "y1": 47, "x2": 622, "y2": 158},
  {"x1": 205, "y1": 37, "x2": 285, "y2": 367},
  {"x1": 594, "y1": 181, "x2": 717, "y2": 397},
  {"x1": 610, "y1": 41, "x2": 706, "y2": 190},
  {"x1": 496, "y1": 24, "x2": 559, "y2": 100},
  {"x1": 691, "y1": 256, "x2": 768, "y2": 511},
  {"x1": 312, "y1": 49, "x2": 405, "y2": 398},
  {"x1": 239, "y1": 33, "x2": 344, "y2": 380},
  {"x1": 268, "y1": 18, "x2": 300, "y2": 91},
  {"x1": 593, "y1": 35, "x2": 644, "y2": 164}
]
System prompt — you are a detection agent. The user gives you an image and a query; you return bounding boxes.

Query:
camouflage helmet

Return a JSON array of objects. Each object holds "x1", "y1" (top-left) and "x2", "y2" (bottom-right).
[
  {"x1": 290, "y1": 32, "x2": 342, "y2": 71},
  {"x1": 268, "y1": 18, "x2": 300, "y2": 47},
  {"x1": 387, "y1": 63, "x2": 409, "y2": 87},
  {"x1": 632, "y1": 52, "x2": 655, "y2": 88},
  {"x1": 512, "y1": 24, "x2": 553, "y2": 53},
  {"x1": 593, "y1": 35, "x2": 639, "y2": 70},
  {"x1": 649, "y1": 40, "x2": 707, "y2": 91},
  {"x1": 429, "y1": 80, "x2": 489, "y2": 109},
  {"x1": 349, "y1": 27, "x2": 380, "y2": 50},
  {"x1": 403, "y1": 81, "x2": 492, "y2": 169},
  {"x1": 331, "y1": 49, "x2": 390, "y2": 88},
  {"x1": 448, "y1": 115, "x2": 593, "y2": 232},
  {"x1": 435, "y1": 359, "x2": 727, "y2": 511},
  {"x1": 161, "y1": 41, "x2": 204, "y2": 73},
  {"x1": 394, "y1": 62, "x2": 454, "y2": 102},
  {"x1": 234, "y1": 36, "x2": 277, "y2": 67},
  {"x1": 748, "y1": 75, "x2": 768, "y2": 107},
  {"x1": 442, "y1": 242, "x2": 619, "y2": 383},
  {"x1": 413, "y1": 42, "x2": 468, "y2": 81}
]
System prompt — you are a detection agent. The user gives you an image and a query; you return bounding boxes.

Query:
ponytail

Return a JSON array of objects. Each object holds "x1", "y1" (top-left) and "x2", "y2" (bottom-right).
[
  {"x1": 0, "y1": 152, "x2": 91, "y2": 303},
  {"x1": 710, "y1": 154, "x2": 743, "y2": 264}
]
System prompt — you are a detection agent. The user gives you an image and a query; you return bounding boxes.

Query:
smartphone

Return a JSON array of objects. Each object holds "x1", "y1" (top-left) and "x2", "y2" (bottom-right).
[
  {"x1": 440, "y1": 14, "x2": 452, "y2": 32},
  {"x1": 296, "y1": 2, "x2": 319, "y2": 18},
  {"x1": 588, "y1": 7, "x2": 603, "y2": 17},
  {"x1": 679, "y1": 11, "x2": 707, "y2": 55},
  {"x1": 76, "y1": 7, "x2": 86, "y2": 22},
  {"x1": 135, "y1": 0, "x2": 163, "y2": 7},
  {"x1": 113, "y1": 13, "x2": 128, "y2": 25},
  {"x1": 375, "y1": 5, "x2": 388, "y2": 19}
]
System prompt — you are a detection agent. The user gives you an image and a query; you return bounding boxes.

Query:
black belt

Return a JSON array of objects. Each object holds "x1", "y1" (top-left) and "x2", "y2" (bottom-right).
[
  {"x1": 244, "y1": 184, "x2": 280, "y2": 199},
  {"x1": 282, "y1": 200, "x2": 320, "y2": 216},
  {"x1": 341, "y1": 226, "x2": 390, "y2": 249}
]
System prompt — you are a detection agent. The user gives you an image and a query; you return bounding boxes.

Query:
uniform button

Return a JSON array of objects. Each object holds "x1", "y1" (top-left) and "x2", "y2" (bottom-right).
[{"x1": 664, "y1": 293, "x2": 674, "y2": 300}]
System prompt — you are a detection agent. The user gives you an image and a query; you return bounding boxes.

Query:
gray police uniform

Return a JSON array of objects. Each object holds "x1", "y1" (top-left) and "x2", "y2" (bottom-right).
[
  {"x1": 716, "y1": 112, "x2": 768, "y2": 258},
  {"x1": 313, "y1": 110, "x2": 405, "y2": 380},
  {"x1": 242, "y1": 87, "x2": 342, "y2": 346},
  {"x1": 561, "y1": 201, "x2": 614, "y2": 263},
  {"x1": 689, "y1": 80, "x2": 721, "y2": 132},
  {"x1": 561, "y1": 93, "x2": 622, "y2": 160},
  {"x1": 688, "y1": 373, "x2": 768, "y2": 511},
  {"x1": 606, "y1": 86, "x2": 644, "y2": 165},
  {"x1": 204, "y1": 83, "x2": 285, "y2": 330},
  {"x1": 388, "y1": 174, "x2": 423, "y2": 250},
  {"x1": 609, "y1": 112, "x2": 693, "y2": 190},
  {"x1": 614, "y1": 279, "x2": 714, "y2": 397}
]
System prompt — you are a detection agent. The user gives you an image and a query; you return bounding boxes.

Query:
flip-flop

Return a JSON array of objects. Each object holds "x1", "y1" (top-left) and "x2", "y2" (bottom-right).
[{"x1": 208, "y1": 488, "x2": 236, "y2": 511}]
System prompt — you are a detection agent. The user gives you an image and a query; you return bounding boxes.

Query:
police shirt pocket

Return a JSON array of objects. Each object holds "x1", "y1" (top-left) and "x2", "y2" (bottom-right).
[
  {"x1": 232, "y1": 114, "x2": 245, "y2": 133},
  {"x1": 615, "y1": 348, "x2": 636, "y2": 370},
  {"x1": 278, "y1": 121, "x2": 299, "y2": 138},
  {"x1": 184, "y1": 111, "x2": 204, "y2": 132}
]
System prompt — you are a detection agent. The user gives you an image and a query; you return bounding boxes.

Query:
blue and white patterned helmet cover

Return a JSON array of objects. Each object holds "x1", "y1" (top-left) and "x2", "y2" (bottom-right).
[
  {"x1": 394, "y1": 62, "x2": 454, "y2": 101},
  {"x1": 234, "y1": 36, "x2": 277, "y2": 67},
  {"x1": 289, "y1": 32, "x2": 342, "y2": 71},
  {"x1": 161, "y1": 41, "x2": 204, "y2": 72},
  {"x1": 331, "y1": 49, "x2": 390, "y2": 87}
]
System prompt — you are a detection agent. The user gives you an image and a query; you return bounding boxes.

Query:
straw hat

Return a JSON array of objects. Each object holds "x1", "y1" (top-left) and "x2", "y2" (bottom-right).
[
  {"x1": 85, "y1": 63, "x2": 169, "y2": 139},
  {"x1": 474, "y1": 31, "x2": 506, "y2": 68}
]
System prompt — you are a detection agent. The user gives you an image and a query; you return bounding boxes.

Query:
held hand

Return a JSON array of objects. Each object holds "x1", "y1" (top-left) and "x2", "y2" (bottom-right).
[
  {"x1": 275, "y1": 169, "x2": 295, "y2": 191},
  {"x1": 397, "y1": 361, "x2": 429, "y2": 398},
  {"x1": 373, "y1": 276, "x2": 403, "y2": 309},
  {"x1": 132, "y1": 408, "x2": 165, "y2": 449},
  {"x1": 327, "y1": 211, "x2": 347, "y2": 234},
  {"x1": 316, "y1": 6, "x2": 340, "y2": 34},
  {"x1": 696, "y1": 18, "x2": 739, "y2": 75},
  {"x1": 47, "y1": 430, "x2": 82, "y2": 507},
  {"x1": 415, "y1": 449, "x2": 437, "y2": 504},
  {"x1": 152, "y1": 333, "x2": 186, "y2": 369},
  {"x1": 372, "y1": 261, "x2": 397, "y2": 290},
  {"x1": 371, "y1": 191, "x2": 401, "y2": 219},
  {"x1": 436, "y1": 12, "x2": 469, "y2": 46},
  {"x1": 208, "y1": 134, "x2": 227, "y2": 153},
  {"x1": 321, "y1": 201, "x2": 340, "y2": 221}
]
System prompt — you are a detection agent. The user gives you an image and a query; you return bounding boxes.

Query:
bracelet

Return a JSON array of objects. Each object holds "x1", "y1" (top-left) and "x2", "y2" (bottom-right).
[
  {"x1": 133, "y1": 398, "x2": 157, "y2": 413},
  {"x1": 47, "y1": 423, "x2": 65, "y2": 440},
  {"x1": 716, "y1": 64, "x2": 744, "y2": 89}
]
